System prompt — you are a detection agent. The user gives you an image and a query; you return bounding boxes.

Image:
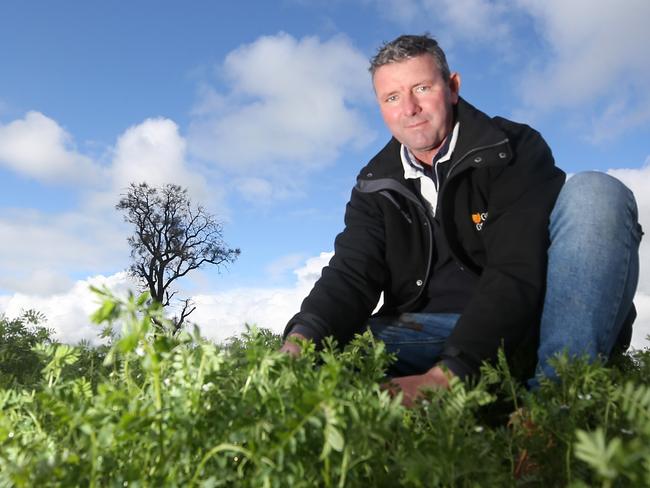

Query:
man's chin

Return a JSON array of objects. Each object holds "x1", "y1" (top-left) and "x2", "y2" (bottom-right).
[{"x1": 404, "y1": 140, "x2": 440, "y2": 154}]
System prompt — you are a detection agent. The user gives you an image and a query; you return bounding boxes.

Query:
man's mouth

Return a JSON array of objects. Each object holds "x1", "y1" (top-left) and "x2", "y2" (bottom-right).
[{"x1": 406, "y1": 120, "x2": 427, "y2": 129}]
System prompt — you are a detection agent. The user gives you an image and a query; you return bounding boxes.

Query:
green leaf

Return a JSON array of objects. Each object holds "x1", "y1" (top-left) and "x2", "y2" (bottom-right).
[
  {"x1": 325, "y1": 425, "x2": 344, "y2": 452},
  {"x1": 574, "y1": 428, "x2": 621, "y2": 480},
  {"x1": 136, "y1": 291, "x2": 151, "y2": 307},
  {"x1": 91, "y1": 299, "x2": 118, "y2": 324}
]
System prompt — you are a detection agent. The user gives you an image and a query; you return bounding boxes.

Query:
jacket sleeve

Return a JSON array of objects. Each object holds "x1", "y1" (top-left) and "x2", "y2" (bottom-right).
[
  {"x1": 441, "y1": 126, "x2": 565, "y2": 376},
  {"x1": 283, "y1": 187, "x2": 387, "y2": 346}
]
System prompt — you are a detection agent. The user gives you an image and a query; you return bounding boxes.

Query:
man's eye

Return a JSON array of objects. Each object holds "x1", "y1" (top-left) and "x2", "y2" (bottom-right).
[
  {"x1": 385, "y1": 95, "x2": 399, "y2": 103},
  {"x1": 415, "y1": 85, "x2": 430, "y2": 93}
]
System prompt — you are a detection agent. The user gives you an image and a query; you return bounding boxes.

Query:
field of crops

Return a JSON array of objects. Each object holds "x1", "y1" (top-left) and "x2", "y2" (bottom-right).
[{"x1": 1, "y1": 288, "x2": 650, "y2": 487}]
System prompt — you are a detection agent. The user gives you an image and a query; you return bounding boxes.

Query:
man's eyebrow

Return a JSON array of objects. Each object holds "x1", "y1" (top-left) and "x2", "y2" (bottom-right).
[
  {"x1": 376, "y1": 77, "x2": 437, "y2": 97},
  {"x1": 413, "y1": 78, "x2": 435, "y2": 85},
  {"x1": 379, "y1": 90, "x2": 398, "y2": 98}
]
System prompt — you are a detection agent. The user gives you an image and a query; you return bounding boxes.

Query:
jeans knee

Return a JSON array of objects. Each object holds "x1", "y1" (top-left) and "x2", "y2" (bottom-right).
[
  {"x1": 555, "y1": 171, "x2": 638, "y2": 225},
  {"x1": 563, "y1": 171, "x2": 635, "y2": 209}
]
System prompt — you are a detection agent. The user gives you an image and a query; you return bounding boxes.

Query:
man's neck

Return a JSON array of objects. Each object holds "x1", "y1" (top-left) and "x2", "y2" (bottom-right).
[
  {"x1": 410, "y1": 115, "x2": 456, "y2": 165},
  {"x1": 411, "y1": 143, "x2": 446, "y2": 166},
  {"x1": 411, "y1": 130, "x2": 454, "y2": 166}
]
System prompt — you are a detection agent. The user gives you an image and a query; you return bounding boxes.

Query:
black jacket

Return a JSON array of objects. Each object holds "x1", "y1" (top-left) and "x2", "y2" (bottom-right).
[{"x1": 285, "y1": 98, "x2": 566, "y2": 377}]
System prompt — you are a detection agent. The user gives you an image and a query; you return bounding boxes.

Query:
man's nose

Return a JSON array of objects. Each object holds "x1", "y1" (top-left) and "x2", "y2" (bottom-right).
[{"x1": 402, "y1": 93, "x2": 421, "y2": 116}]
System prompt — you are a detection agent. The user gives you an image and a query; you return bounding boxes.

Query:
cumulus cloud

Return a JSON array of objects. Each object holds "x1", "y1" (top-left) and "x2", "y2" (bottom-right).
[
  {"x1": 368, "y1": 0, "x2": 514, "y2": 48},
  {"x1": 514, "y1": 0, "x2": 650, "y2": 141},
  {"x1": 190, "y1": 252, "x2": 332, "y2": 342},
  {"x1": 631, "y1": 293, "x2": 650, "y2": 351},
  {"x1": 0, "y1": 254, "x2": 333, "y2": 345},
  {"x1": 0, "y1": 112, "x2": 206, "y2": 199},
  {"x1": 608, "y1": 159, "x2": 650, "y2": 292},
  {"x1": 0, "y1": 272, "x2": 137, "y2": 345},
  {"x1": 516, "y1": 0, "x2": 650, "y2": 104},
  {"x1": 188, "y1": 32, "x2": 375, "y2": 197},
  {"x1": 0, "y1": 113, "x2": 219, "y2": 297},
  {"x1": 0, "y1": 208, "x2": 127, "y2": 295},
  {"x1": 264, "y1": 252, "x2": 309, "y2": 281},
  {"x1": 607, "y1": 159, "x2": 650, "y2": 348},
  {"x1": 0, "y1": 111, "x2": 104, "y2": 184},
  {"x1": 111, "y1": 117, "x2": 207, "y2": 199},
  {"x1": 234, "y1": 177, "x2": 275, "y2": 203},
  {"x1": 424, "y1": 0, "x2": 512, "y2": 44}
]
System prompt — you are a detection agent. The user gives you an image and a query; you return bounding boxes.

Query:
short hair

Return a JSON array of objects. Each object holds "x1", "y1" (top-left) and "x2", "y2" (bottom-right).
[{"x1": 369, "y1": 34, "x2": 451, "y2": 81}]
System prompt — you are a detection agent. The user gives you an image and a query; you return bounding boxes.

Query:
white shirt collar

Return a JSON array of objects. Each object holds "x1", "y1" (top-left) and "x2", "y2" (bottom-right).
[{"x1": 400, "y1": 121, "x2": 460, "y2": 180}]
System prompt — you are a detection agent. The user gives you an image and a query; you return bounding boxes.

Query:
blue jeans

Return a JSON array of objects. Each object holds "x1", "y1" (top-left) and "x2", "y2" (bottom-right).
[{"x1": 369, "y1": 172, "x2": 642, "y2": 385}]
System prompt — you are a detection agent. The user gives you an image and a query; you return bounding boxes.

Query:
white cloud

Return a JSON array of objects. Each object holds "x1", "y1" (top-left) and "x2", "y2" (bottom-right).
[
  {"x1": 516, "y1": 0, "x2": 650, "y2": 104},
  {"x1": 423, "y1": 0, "x2": 512, "y2": 44},
  {"x1": 586, "y1": 97, "x2": 650, "y2": 144},
  {"x1": 608, "y1": 159, "x2": 650, "y2": 348},
  {"x1": 0, "y1": 272, "x2": 137, "y2": 345},
  {"x1": 0, "y1": 111, "x2": 104, "y2": 183},
  {"x1": 191, "y1": 252, "x2": 332, "y2": 342},
  {"x1": 0, "y1": 113, "x2": 224, "y2": 298},
  {"x1": 631, "y1": 293, "x2": 650, "y2": 350},
  {"x1": 111, "y1": 117, "x2": 207, "y2": 199},
  {"x1": 188, "y1": 33, "x2": 374, "y2": 183},
  {"x1": 0, "y1": 254, "x2": 333, "y2": 345},
  {"x1": 264, "y1": 253, "x2": 309, "y2": 281},
  {"x1": 514, "y1": 0, "x2": 650, "y2": 141},
  {"x1": 190, "y1": 84, "x2": 226, "y2": 116},
  {"x1": 608, "y1": 160, "x2": 650, "y2": 293},
  {"x1": 0, "y1": 208, "x2": 128, "y2": 296},
  {"x1": 0, "y1": 113, "x2": 208, "y2": 200},
  {"x1": 368, "y1": 0, "x2": 514, "y2": 48},
  {"x1": 234, "y1": 177, "x2": 275, "y2": 202},
  {"x1": 233, "y1": 176, "x2": 306, "y2": 203},
  {"x1": 0, "y1": 268, "x2": 74, "y2": 297}
]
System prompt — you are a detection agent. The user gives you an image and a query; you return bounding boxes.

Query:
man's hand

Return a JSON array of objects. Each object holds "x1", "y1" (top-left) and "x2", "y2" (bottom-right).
[
  {"x1": 384, "y1": 366, "x2": 454, "y2": 408},
  {"x1": 279, "y1": 332, "x2": 308, "y2": 357}
]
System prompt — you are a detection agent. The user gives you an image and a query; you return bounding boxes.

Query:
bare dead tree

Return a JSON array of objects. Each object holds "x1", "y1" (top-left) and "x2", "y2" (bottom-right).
[{"x1": 116, "y1": 183, "x2": 240, "y2": 332}]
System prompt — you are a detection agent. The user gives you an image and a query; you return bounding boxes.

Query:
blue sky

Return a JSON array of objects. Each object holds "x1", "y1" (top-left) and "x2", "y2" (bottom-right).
[{"x1": 1, "y1": 0, "x2": 650, "y2": 344}]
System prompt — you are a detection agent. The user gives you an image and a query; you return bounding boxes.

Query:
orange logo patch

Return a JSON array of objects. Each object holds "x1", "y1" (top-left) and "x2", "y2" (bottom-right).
[{"x1": 471, "y1": 211, "x2": 488, "y2": 231}]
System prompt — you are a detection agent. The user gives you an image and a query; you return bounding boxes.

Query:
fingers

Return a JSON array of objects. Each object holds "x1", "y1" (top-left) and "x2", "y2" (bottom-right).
[
  {"x1": 279, "y1": 332, "x2": 308, "y2": 357},
  {"x1": 279, "y1": 341, "x2": 301, "y2": 357}
]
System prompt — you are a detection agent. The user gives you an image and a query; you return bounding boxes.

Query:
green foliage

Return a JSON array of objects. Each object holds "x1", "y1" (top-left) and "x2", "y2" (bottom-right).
[
  {"x1": 0, "y1": 310, "x2": 53, "y2": 388},
  {"x1": 1, "y1": 291, "x2": 649, "y2": 486}
]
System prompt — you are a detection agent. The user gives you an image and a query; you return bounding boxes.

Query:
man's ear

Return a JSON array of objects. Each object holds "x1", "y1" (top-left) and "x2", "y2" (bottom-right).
[{"x1": 449, "y1": 72, "x2": 461, "y2": 104}]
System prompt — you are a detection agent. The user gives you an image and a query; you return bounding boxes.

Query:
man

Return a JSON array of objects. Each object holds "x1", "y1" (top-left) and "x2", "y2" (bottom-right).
[{"x1": 281, "y1": 34, "x2": 641, "y2": 406}]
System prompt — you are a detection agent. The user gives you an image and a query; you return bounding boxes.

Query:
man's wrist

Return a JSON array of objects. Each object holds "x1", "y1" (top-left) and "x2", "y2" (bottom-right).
[
  {"x1": 287, "y1": 331, "x2": 307, "y2": 341},
  {"x1": 279, "y1": 332, "x2": 308, "y2": 357}
]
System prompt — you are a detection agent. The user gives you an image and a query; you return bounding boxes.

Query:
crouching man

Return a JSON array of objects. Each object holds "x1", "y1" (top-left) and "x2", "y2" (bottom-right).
[{"x1": 281, "y1": 34, "x2": 641, "y2": 405}]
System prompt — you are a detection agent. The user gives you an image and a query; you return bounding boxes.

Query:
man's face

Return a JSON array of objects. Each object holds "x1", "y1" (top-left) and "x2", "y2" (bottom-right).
[{"x1": 373, "y1": 54, "x2": 460, "y2": 162}]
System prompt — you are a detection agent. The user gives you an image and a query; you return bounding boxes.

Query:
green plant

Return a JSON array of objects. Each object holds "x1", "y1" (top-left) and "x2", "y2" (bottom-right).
[
  {"x1": 0, "y1": 310, "x2": 54, "y2": 388},
  {"x1": 0, "y1": 288, "x2": 649, "y2": 486}
]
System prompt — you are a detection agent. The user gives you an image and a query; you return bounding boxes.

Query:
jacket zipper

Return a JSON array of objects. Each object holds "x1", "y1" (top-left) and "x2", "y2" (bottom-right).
[
  {"x1": 397, "y1": 201, "x2": 434, "y2": 311},
  {"x1": 361, "y1": 181, "x2": 435, "y2": 310},
  {"x1": 359, "y1": 138, "x2": 510, "y2": 308},
  {"x1": 437, "y1": 138, "x2": 510, "y2": 275}
]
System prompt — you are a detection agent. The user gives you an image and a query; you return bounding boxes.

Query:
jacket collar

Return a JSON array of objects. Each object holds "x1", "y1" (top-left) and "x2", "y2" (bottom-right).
[
  {"x1": 359, "y1": 97, "x2": 511, "y2": 183},
  {"x1": 453, "y1": 97, "x2": 507, "y2": 155}
]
